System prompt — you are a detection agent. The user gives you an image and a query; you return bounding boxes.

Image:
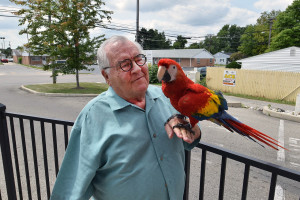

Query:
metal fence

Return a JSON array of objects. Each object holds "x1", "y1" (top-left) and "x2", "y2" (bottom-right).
[{"x1": 1, "y1": 103, "x2": 300, "y2": 200}]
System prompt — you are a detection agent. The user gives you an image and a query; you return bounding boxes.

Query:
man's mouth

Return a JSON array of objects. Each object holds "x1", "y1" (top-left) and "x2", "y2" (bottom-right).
[{"x1": 133, "y1": 75, "x2": 145, "y2": 82}]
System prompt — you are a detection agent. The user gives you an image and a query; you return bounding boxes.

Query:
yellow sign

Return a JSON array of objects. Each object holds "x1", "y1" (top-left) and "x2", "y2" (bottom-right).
[{"x1": 223, "y1": 70, "x2": 236, "y2": 86}]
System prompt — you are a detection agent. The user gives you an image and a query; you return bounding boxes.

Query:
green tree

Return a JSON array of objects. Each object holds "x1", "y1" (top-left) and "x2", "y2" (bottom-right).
[
  {"x1": 239, "y1": 10, "x2": 281, "y2": 56},
  {"x1": 230, "y1": 51, "x2": 246, "y2": 62},
  {"x1": 173, "y1": 35, "x2": 188, "y2": 49},
  {"x1": 3, "y1": 47, "x2": 12, "y2": 58},
  {"x1": 269, "y1": 0, "x2": 300, "y2": 50},
  {"x1": 138, "y1": 28, "x2": 171, "y2": 49},
  {"x1": 216, "y1": 24, "x2": 245, "y2": 53},
  {"x1": 187, "y1": 42, "x2": 201, "y2": 49},
  {"x1": 199, "y1": 34, "x2": 219, "y2": 54},
  {"x1": 11, "y1": 0, "x2": 112, "y2": 88}
]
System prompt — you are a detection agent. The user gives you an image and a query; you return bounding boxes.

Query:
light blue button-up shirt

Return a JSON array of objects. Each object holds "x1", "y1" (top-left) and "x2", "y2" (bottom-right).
[{"x1": 51, "y1": 85, "x2": 200, "y2": 200}]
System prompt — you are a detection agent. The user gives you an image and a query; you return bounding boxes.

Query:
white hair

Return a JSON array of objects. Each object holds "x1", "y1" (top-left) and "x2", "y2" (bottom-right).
[{"x1": 97, "y1": 35, "x2": 143, "y2": 73}]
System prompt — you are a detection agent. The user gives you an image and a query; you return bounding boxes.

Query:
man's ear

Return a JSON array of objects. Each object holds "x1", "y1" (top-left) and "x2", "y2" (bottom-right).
[{"x1": 101, "y1": 70, "x2": 110, "y2": 85}]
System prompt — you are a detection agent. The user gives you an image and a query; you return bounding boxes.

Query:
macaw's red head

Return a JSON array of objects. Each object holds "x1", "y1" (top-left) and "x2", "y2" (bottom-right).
[{"x1": 157, "y1": 58, "x2": 185, "y2": 83}]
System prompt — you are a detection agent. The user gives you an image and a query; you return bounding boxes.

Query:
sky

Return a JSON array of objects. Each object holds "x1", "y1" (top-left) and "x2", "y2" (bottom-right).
[{"x1": 0, "y1": 0, "x2": 294, "y2": 49}]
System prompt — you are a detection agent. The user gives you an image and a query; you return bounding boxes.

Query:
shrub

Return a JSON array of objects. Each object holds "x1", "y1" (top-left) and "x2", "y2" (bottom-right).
[
  {"x1": 198, "y1": 77, "x2": 207, "y2": 87},
  {"x1": 226, "y1": 61, "x2": 241, "y2": 69},
  {"x1": 18, "y1": 57, "x2": 22, "y2": 64},
  {"x1": 148, "y1": 64, "x2": 159, "y2": 84}
]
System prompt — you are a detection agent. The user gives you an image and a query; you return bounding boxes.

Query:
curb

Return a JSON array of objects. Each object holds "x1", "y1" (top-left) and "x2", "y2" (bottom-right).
[
  {"x1": 262, "y1": 106, "x2": 300, "y2": 123},
  {"x1": 20, "y1": 85, "x2": 98, "y2": 97},
  {"x1": 21, "y1": 85, "x2": 244, "y2": 107},
  {"x1": 227, "y1": 102, "x2": 242, "y2": 108}
]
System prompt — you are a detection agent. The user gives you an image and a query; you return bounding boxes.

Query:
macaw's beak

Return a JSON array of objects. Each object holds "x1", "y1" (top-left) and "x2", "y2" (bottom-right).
[{"x1": 157, "y1": 66, "x2": 171, "y2": 82}]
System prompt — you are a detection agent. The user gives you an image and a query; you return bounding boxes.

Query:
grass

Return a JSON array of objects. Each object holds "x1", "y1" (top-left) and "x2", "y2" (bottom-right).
[
  {"x1": 25, "y1": 82, "x2": 109, "y2": 94},
  {"x1": 23, "y1": 64, "x2": 44, "y2": 70}
]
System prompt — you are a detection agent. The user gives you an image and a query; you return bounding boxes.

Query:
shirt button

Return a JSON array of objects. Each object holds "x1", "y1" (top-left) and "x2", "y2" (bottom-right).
[
  {"x1": 160, "y1": 156, "x2": 163, "y2": 161},
  {"x1": 153, "y1": 133, "x2": 157, "y2": 138}
]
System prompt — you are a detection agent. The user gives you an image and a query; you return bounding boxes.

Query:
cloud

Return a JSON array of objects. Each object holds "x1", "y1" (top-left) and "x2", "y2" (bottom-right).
[
  {"x1": 224, "y1": 7, "x2": 260, "y2": 26},
  {"x1": 254, "y1": 0, "x2": 294, "y2": 11},
  {"x1": 106, "y1": 0, "x2": 182, "y2": 12}
]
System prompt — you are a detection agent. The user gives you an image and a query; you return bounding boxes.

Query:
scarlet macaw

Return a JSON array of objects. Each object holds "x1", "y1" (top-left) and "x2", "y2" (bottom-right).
[{"x1": 157, "y1": 58, "x2": 284, "y2": 150}]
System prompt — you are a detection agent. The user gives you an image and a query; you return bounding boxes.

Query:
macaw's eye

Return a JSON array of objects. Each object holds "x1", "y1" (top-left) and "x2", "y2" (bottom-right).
[{"x1": 172, "y1": 65, "x2": 176, "y2": 69}]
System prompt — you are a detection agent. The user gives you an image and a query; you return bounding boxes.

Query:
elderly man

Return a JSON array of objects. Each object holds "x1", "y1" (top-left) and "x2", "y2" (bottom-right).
[{"x1": 51, "y1": 35, "x2": 201, "y2": 200}]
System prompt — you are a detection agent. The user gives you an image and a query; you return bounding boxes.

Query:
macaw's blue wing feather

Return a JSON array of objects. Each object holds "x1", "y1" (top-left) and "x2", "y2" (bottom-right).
[{"x1": 215, "y1": 91, "x2": 228, "y2": 111}]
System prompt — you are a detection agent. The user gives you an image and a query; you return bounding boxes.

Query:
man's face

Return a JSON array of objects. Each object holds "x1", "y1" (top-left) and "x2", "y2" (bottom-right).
[{"x1": 103, "y1": 40, "x2": 149, "y2": 101}]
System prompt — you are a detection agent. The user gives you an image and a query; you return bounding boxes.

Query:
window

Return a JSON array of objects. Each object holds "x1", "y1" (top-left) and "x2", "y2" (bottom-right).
[
  {"x1": 290, "y1": 48, "x2": 296, "y2": 56},
  {"x1": 197, "y1": 58, "x2": 200, "y2": 64},
  {"x1": 31, "y1": 56, "x2": 41, "y2": 61},
  {"x1": 175, "y1": 58, "x2": 181, "y2": 63},
  {"x1": 210, "y1": 58, "x2": 213, "y2": 63}
]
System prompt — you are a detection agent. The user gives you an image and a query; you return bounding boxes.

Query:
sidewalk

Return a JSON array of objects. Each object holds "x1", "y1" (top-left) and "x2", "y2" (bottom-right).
[{"x1": 224, "y1": 95, "x2": 300, "y2": 123}]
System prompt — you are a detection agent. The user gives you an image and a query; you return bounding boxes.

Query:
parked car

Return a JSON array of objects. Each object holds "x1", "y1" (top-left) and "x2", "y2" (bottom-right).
[
  {"x1": 1, "y1": 58, "x2": 8, "y2": 63},
  {"x1": 197, "y1": 67, "x2": 207, "y2": 77},
  {"x1": 8, "y1": 58, "x2": 13, "y2": 62}
]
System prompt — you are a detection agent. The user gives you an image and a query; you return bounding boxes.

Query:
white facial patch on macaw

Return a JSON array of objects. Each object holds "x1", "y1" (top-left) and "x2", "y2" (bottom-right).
[{"x1": 167, "y1": 65, "x2": 178, "y2": 82}]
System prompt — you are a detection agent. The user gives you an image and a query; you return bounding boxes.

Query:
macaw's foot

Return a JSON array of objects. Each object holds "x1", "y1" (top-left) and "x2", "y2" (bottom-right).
[
  {"x1": 164, "y1": 114, "x2": 187, "y2": 126},
  {"x1": 172, "y1": 122, "x2": 195, "y2": 135}
]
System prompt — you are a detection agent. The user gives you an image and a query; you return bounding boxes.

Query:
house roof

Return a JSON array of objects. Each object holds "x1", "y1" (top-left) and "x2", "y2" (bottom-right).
[
  {"x1": 13, "y1": 49, "x2": 48, "y2": 57},
  {"x1": 236, "y1": 46, "x2": 300, "y2": 72},
  {"x1": 214, "y1": 52, "x2": 232, "y2": 58},
  {"x1": 144, "y1": 49, "x2": 214, "y2": 59},
  {"x1": 237, "y1": 46, "x2": 300, "y2": 63}
]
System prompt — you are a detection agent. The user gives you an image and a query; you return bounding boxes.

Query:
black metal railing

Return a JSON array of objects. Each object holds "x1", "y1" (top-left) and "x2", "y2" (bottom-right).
[
  {"x1": 0, "y1": 103, "x2": 73, "y2": 200},
  {"x1": 195, "y1": 142, "x2": 300, "y2": 200},
  {"x1": 1, "y1": 103, "x2": 300, "y2": 200}
]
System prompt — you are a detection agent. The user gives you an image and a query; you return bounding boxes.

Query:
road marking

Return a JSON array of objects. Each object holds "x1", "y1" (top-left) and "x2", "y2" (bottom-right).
[
  {"x1": 290, "y1": 162, "x2": 300, "y2": 168},
  {"x1": 277, "y1": 120, "x2": 285, "y2": 162},
  {"x1": 275, "y1": 120, "x2": 285, "y2": 200},
  {"x1": 275, "y1": 185, "x2": 285, "y2": 200},
  {"x1": 289, "y1": 138, "x2": 300, "y2": 168}
]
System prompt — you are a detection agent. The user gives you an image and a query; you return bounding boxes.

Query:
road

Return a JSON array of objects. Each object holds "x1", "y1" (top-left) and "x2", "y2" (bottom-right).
[{"x1": 0, "y1": 63, "x2": 299, "y2": 199}]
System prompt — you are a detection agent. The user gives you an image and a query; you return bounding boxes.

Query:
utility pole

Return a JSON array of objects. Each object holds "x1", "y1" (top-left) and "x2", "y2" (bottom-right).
[
  {"x1": 136, "y1": 0, "x2": 139, "y2": 42},
  {"x1": 268, "y1": 18, "x2": 275, "y2": 48},
  {"x1": 48, "y1": 0, "x2": 56, "y2": 84}
]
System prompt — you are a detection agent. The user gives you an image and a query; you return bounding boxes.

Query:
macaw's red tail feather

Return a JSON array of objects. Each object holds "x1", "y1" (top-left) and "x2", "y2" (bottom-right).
[
  {"x1": 209, "y1": 118, "x2": 234, "y2": 133},
  {"x1": 225, "y1": 119, "x2": 286, "y2": 150}
]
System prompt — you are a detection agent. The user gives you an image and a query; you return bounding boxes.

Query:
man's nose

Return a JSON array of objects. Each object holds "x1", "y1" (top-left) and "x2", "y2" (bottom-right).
[{"x1": 131, "y1": 61, "x2": 142, "y2": 72}]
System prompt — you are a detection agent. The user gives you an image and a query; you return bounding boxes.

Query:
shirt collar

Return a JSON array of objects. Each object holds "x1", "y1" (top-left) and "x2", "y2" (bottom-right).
[{"x1": 105, "y1": 85, "x2": 161, "y2": 111}]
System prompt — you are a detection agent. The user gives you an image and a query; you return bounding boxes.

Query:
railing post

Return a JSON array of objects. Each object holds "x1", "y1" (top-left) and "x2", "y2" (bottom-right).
[
  {"x1": 0, "y1": 104, "x2": 17, "y2": 200},
  {"x1": 183, "y1": 150, "x2": 191, "y2": 200}
]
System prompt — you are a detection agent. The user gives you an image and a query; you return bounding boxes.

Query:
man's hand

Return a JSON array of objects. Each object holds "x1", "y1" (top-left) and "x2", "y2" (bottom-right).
[{"x1": 164, "y1": 115, "x2": 201, "y2": 144}]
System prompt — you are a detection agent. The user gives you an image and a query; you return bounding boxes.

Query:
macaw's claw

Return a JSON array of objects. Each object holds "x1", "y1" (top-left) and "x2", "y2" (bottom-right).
[
  {"x1": 172, "y1": 123, "x2": 195, "y2": 135},
  {"x1": 164, "y1": 114, "x2": 187, "y2": 126}
]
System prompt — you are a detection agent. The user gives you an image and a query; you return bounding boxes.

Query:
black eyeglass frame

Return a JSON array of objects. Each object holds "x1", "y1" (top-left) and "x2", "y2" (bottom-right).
[{"x1": 103, "y1": 54, "x2": 147, "y2": 72}]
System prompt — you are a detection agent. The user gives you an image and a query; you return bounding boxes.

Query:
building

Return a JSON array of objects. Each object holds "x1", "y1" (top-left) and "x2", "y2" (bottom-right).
[
  {"x1": 214, "y1": 51, "x2": 231, "y2": 65},
  {"x1": 144, "y1": 49, "x2": 215, "y2": 71},
  {"x1": 237, "y1": 46, "x2": 300, "y2": 73},
  {"x1": 12, "y1": 49, "x2": 47, "y2": 65}
]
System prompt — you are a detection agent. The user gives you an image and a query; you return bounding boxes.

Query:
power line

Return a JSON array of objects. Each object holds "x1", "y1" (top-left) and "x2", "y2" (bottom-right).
[{"x1": 0, "y1": 14, "x2": 22, "y2": 18}]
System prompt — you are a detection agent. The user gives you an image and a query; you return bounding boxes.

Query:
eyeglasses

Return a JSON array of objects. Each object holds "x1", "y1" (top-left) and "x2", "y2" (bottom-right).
[{"x1": 104, "y1": 54, "x2": 147, "y2": 72}]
